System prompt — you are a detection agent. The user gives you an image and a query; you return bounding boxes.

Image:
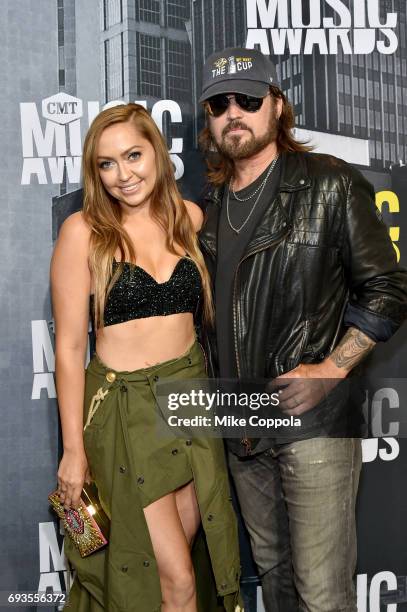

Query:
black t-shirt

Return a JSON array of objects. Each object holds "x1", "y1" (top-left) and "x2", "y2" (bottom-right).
[{"x1": 215, "y1": 157, "x2": 282, "y2": 378}]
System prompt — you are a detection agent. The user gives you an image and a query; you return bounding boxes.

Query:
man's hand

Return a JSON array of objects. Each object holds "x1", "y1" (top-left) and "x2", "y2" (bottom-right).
[
  {"x1": 270, "y1": 327, "x2": 376, "y2": 416},
  {"x1": 271, "y1": 360, "x2": 347, "y2": 416}
]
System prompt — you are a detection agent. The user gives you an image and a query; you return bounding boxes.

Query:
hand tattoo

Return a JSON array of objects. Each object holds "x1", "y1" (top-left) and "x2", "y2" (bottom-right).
[{"x1": 330, "y1": 327, "x2": 376, "y2": 371}]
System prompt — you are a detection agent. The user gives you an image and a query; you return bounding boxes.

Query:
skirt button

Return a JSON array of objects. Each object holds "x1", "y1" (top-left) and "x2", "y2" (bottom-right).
[{"x1": 106, "y1": 371, "x2": 116, "y2": 383}]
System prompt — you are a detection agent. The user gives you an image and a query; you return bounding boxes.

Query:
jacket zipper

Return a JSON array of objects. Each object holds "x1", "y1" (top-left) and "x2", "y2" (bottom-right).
[{"x1": 232, "y1": 227, "x2": 290, "y2": 455}]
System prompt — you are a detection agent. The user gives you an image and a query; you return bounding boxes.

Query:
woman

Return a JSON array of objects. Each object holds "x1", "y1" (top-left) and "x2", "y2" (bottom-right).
[{"x1": 51, "y1": 103, "x2": 241, "y2": 612}]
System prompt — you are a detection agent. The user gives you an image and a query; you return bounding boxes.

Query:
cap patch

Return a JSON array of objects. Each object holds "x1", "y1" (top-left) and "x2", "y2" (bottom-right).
[{"x1": 212, "y1": 56, "x2": 253, "y2": 79}]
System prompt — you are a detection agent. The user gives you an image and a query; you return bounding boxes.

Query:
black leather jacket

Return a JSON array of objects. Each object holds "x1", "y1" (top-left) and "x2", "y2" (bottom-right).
[{"x1": 198, "y1": 151, "x2": 407, "y2": 385}]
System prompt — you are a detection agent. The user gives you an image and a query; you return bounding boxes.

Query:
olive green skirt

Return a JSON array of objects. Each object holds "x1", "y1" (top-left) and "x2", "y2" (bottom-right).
[{"x1": 63, "y1": 340, "x2": 242, "y2": 612}]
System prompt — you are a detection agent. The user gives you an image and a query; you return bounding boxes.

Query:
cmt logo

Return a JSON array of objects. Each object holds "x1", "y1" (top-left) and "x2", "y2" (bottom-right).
[
  {"x1": 42, "y1": 93, "x2": 83, "y2": 125},
  {"x1": 20, "y1": 94, "x2": 184, "y2": 185},
  {"x1": 21, "y1": 92, "x2": 84, "y2": 185}
]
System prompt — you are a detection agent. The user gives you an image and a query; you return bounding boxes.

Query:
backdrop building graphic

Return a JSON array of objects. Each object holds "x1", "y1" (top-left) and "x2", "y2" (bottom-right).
[
  {"x1": 276, "y1": 0, "x2": 407, "y2": 170},
  {"x1": 55, "y1": 0, "x2": 407, "y2": 169},
  {"x1": 100, "y1": 0, "x2": 194, "y2": 147}
]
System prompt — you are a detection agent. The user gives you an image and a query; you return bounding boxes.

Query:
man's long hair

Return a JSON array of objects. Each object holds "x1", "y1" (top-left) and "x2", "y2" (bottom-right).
[
  {"x1": 199, "y1": 86, "x2": 313, "y2": 186},
  {"x1": 82, "y1": 103, "x2": 214, "y2": 329}
]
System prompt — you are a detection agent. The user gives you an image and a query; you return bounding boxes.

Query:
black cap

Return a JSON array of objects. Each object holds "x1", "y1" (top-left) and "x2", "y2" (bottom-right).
[{"x1": 199, "y1": 47, "x2": 279, "y2": 103}]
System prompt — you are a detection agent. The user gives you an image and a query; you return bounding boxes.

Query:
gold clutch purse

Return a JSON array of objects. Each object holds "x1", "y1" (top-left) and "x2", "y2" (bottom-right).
[{"x1": 48, "y1": 481, "x2": 109, "y2": 557}]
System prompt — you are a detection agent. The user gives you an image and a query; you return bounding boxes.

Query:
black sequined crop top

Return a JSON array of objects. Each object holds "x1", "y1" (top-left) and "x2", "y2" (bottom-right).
[{"x1": 92, "y1": 256, "x2": 202, "y2": 327}]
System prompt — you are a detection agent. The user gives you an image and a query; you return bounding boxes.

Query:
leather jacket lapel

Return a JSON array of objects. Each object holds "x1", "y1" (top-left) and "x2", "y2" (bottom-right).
[
  {"x1": 200, "y1": 152, "x2": 312, "y2": 262},
  {"x1": 280, "y1": 150, "x2": 311, "y2": 192}
]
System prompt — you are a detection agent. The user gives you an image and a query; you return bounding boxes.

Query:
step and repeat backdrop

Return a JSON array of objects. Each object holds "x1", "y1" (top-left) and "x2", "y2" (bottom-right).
[{"x1": 1, "y1": 1, "x2": 406, "y2": 610}]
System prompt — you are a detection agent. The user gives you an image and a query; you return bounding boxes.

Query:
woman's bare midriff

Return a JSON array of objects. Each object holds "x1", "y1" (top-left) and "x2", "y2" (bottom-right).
[{"x1": 95, "y1": 312, "x2": 196, "y2": 371}]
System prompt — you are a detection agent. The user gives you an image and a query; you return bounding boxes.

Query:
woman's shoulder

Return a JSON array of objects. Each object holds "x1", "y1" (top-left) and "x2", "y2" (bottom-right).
[
  {"x1": 57, "y1": 211, "x2": 92, "y2": 249},
  {"x1": 184, "y1": 200, "x2": 204, "y2": 231},
  {"x1": 53, "y1": 211, "x2": 91, "y2": 261},
  {"x1": 59, "y1": 210, "x2": 90, "y2": 236}
]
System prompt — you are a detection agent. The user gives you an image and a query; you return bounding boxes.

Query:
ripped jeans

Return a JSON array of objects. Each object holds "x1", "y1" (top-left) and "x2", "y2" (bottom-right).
[{"x1": 228, "y1": 438, "x2": 362, "y2": 612}]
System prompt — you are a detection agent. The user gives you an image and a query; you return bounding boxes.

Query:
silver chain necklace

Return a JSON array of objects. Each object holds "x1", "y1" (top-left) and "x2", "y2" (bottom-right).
[
  {"x1": 231, "y1": 167, "x2": 271, "y2": 202},
  {"x1": 226, "y1": 155, "x2": 279, "y2": 235}
]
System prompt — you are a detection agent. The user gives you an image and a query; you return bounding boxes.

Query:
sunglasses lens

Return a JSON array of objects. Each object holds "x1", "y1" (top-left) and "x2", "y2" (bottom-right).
[
  {"x1": 207, "y1": 95, "x2": 230, "y2": 117},
  {"x1": 235, "y1": 94, "x2": 264, "y2": 112},
  {"x1": 207, "y1": 93, "x2": 265, "y2": 116}
]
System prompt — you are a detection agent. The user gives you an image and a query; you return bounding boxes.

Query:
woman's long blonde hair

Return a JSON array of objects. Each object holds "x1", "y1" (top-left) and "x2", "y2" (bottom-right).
[{"x1": 82, "y1": 103, "x2": 213, "y2": 329}]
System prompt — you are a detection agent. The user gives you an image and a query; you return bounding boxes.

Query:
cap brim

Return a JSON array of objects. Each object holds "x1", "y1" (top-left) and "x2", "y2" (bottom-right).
[{"x1": 199, "y1": 80, "x2": 270, "y2": 103}]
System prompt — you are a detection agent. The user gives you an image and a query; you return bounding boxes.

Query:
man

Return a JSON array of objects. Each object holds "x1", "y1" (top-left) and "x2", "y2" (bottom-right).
[{"x1": 197, "y1": 47, "x2": 407, "y2": 612}]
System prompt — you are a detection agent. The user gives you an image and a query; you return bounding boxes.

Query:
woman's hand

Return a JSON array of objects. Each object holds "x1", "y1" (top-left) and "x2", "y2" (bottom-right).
[{"x1": 57, "y1": 449, "x2": 92, "y2": 509}]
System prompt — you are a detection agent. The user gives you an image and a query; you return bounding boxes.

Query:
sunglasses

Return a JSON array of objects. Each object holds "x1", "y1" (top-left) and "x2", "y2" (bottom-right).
[{"x1": 205, "y1": 93, "x2": 265, "y2": 117}]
